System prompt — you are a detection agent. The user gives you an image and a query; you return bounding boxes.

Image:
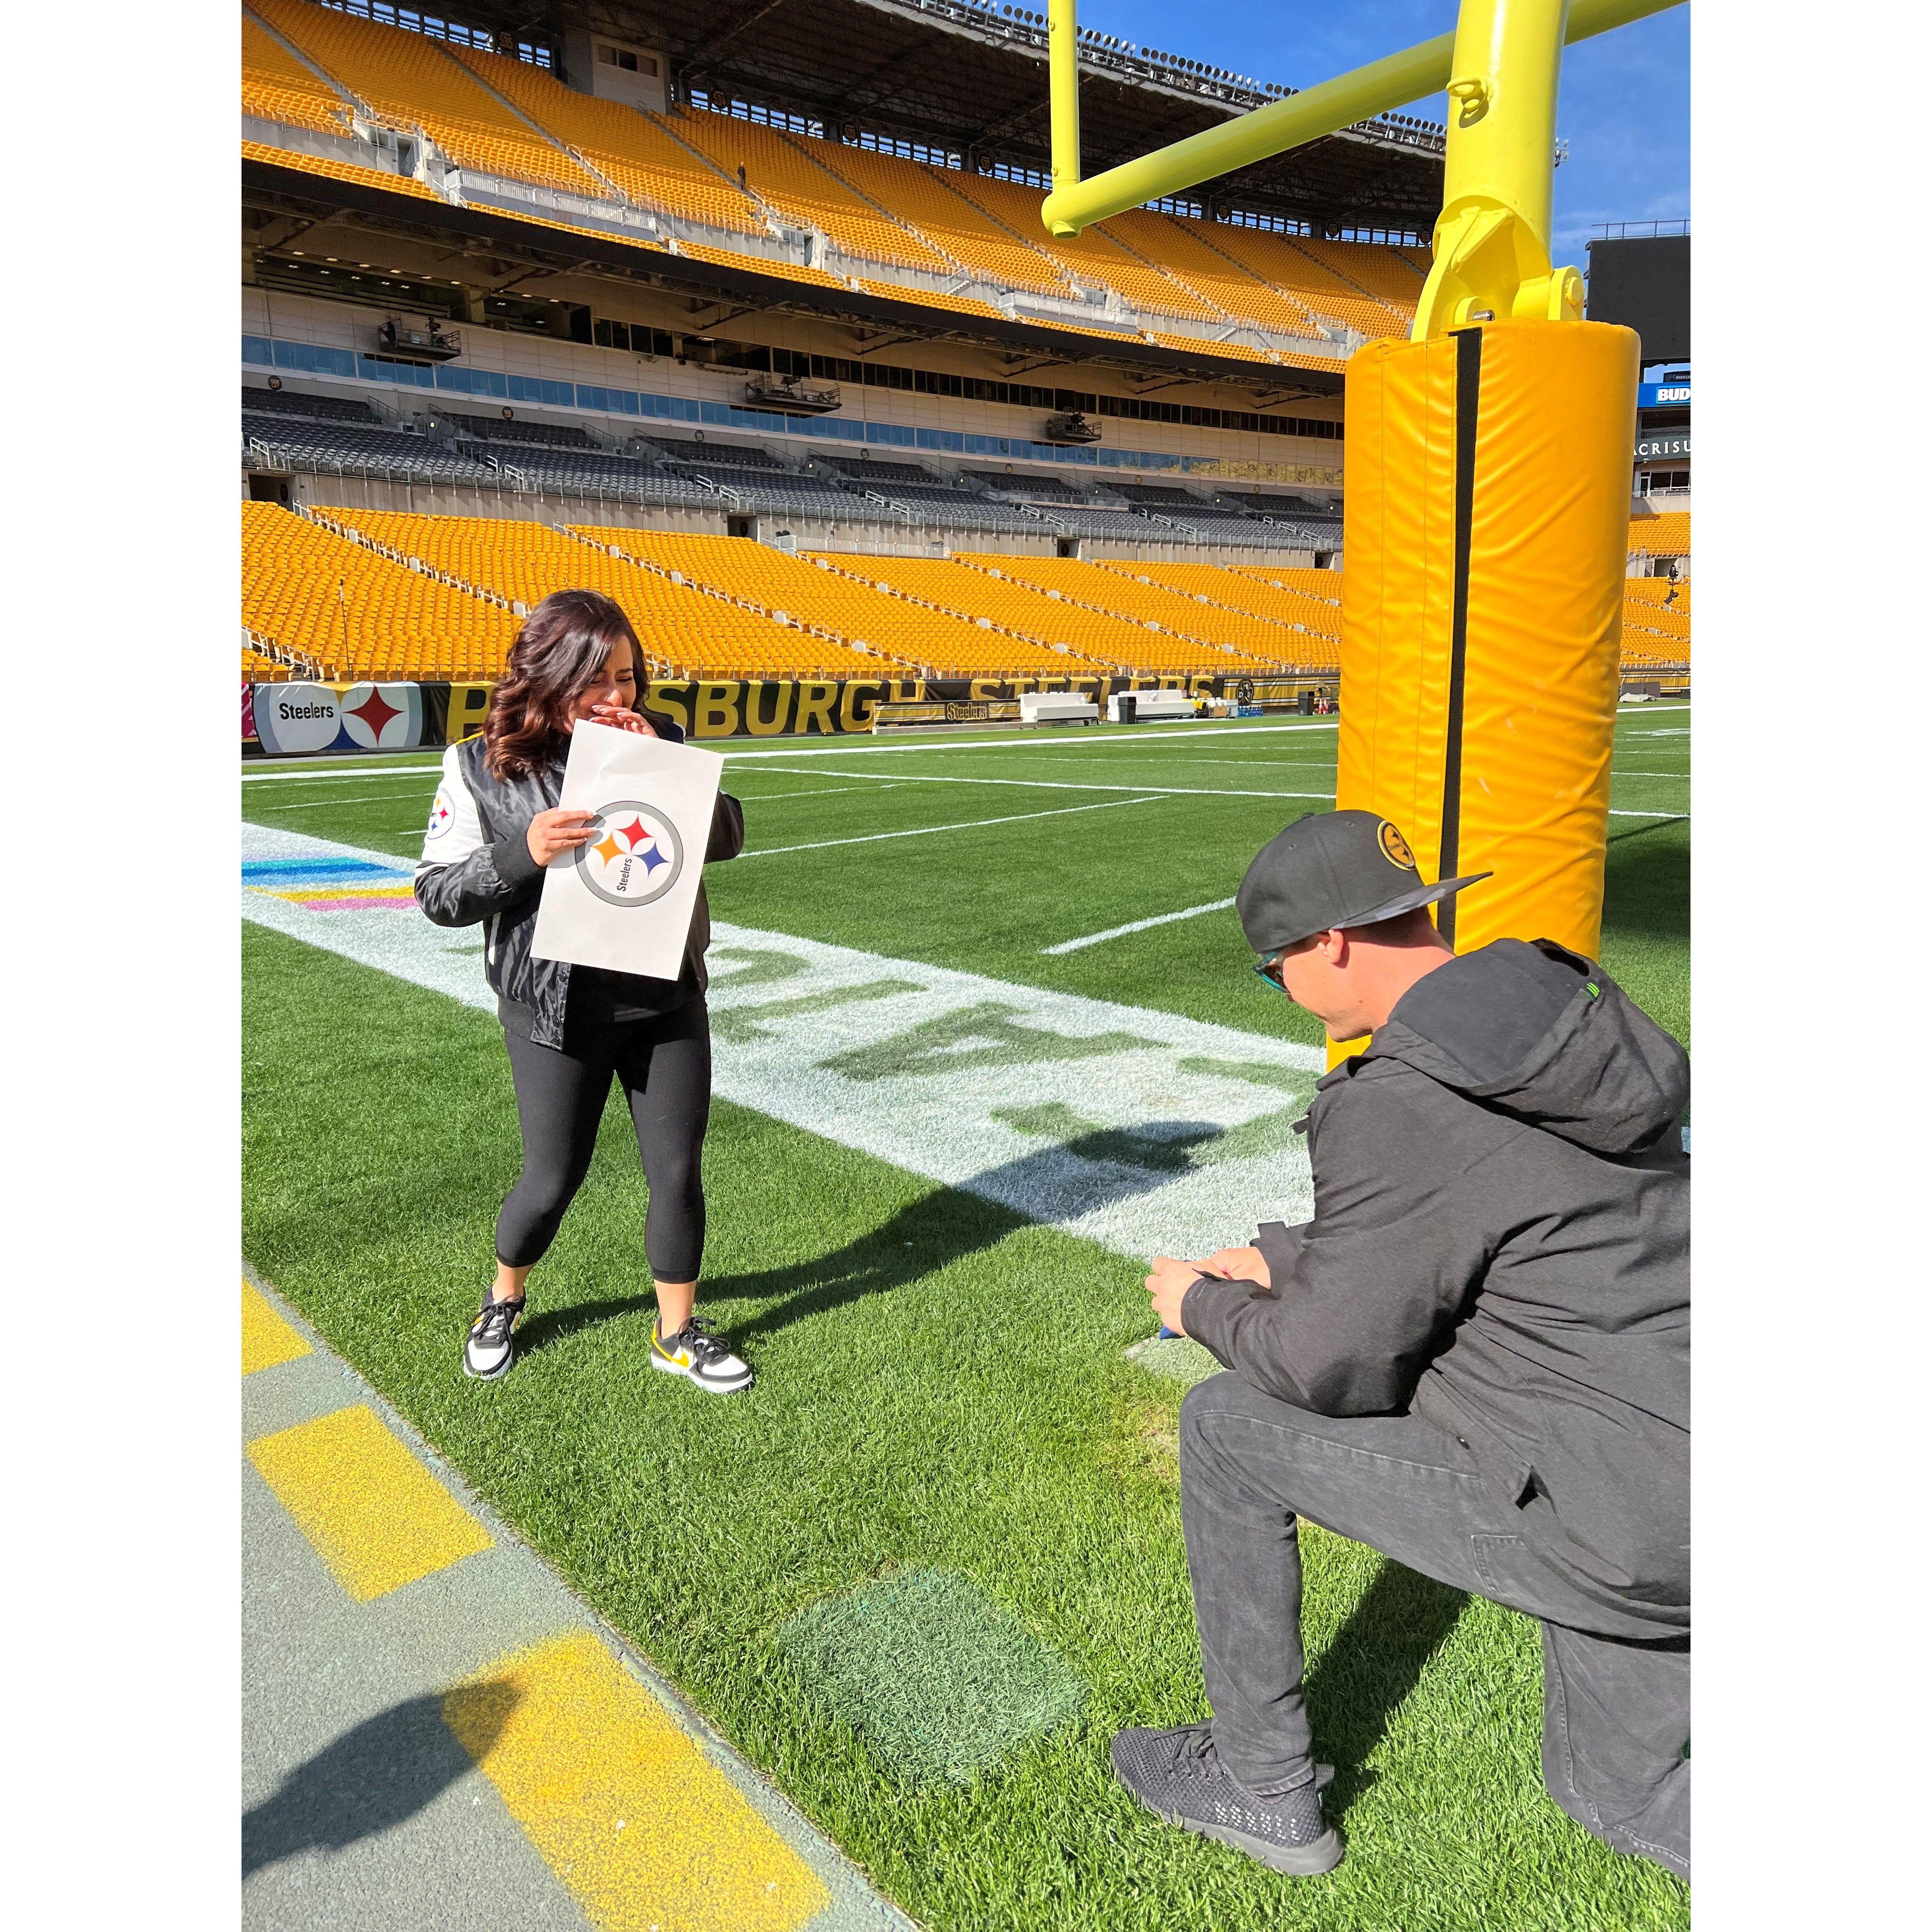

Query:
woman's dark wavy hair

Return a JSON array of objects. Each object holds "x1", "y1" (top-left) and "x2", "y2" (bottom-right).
[{"x1": 483, "y1": 588, "x2": 645, "y2": 782}]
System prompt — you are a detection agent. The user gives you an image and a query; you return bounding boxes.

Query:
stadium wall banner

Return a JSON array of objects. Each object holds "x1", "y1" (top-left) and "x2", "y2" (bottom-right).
[
  {"x1": 1637, "y1": 381, "x2": 1691, "y2": 408},
  {"x1": 251, "y1": 681, "x2": 426, "y2": 755},
  {"x1": 252, "y1": 682, "x2": 341, "y2": 756},
  {"x1": 246, "y1": 670, "x2": 1317, "y2": 754},
  {"x1": 640, "y1": 674, "x2": 1227, "y2": 737},
  {"x1": 1635, "y1": 431, "x2": 1690, "y2": 462}
]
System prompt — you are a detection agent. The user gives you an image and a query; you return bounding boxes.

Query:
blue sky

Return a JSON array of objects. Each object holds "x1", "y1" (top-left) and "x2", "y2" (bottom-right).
[{"x1": 1074, "y1": 1, "x2": 1690, "y2": 255}]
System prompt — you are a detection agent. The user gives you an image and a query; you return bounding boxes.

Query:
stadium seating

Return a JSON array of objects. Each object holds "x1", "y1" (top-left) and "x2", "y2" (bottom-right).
[
  {"x1": 965, "y1": 470, "x2": 1094, "y2": 502},
  {"x1": 852, "y1": 280, "x2": 1011, "y2": 320},
  {"x1": 447, "y1": 442, "x2": 720, "y2": 506},
  {"x1": 444, "y1": 43, "x2": 766, "y2": 233},
  {"x1": 242, "y1": 386, "x2": 380, "y2": 423},
  {"x1": 317, "y1": 509, "x2": 890, "y2": 678},
  {"x1": 821, "y1": 458, "x2": 941, "y2": 485},
  {"x1": 243, "y1": 13, "x2": 353, "y2": 134},
  {"x1": 1183, "y1": 223, "x2": 1408, "y2": 339},
  {"x1": 242, "y1": 7, "x2": 1438, "y2": 354},
  {"x1": 842, "y1": 483, "x2": 1045, "y2": 534},
  {"x1": 846, "y1": 555, "x2": 1275, "y2": 674},
  {"x1": 442, "y1": 412, "x2": 599, "y2": 449},
  {"x1": 1099, "y1": 561, "x2": 1344, "y2": 645},
  {"x1": 1629, "y1": 511, "x2": 1691, "y2": 555},
  {"x1": 243, "y1": 644, "x2": 303, "y2": 684},
  {"x1": 243, "y1": 413, "x2": 500, "y2": 484},
  {"x1": 1624, "y1": 576, "x2": 1691, "y2": 612},
  {"x1": 682, "y1": 470, "x2": 867, "y2": 519},
  {"x1": 242, "y1": 138, "x2": 444, "y2": 198},
  {"x1": 821, "y1": 148, "x2": 1073, "y2": 299},
  {"x1": 253, "y1": 0, "x2": 607, "y2": 198},
  {"x1": 1103, "y1": 211, "x2": 1331, "y2": 339},
  {"x1": 1113, "y1": 487, "x2": 1312, "y2": 550},
  {"x1": 669, "y1": 108, "x2": 956, "y2": 276},
  {"x1": 1225, "y1": 564, "x2": 1347, "y2": 601},
  {"x1": 1289, "y1": 235, "x2": 1427, "y2": 314},
  {"x1": 957, "y1": 556, "x2": 1327, "y2": 663},
  {"x1": 242, "y1": 501, "x2": 518, "y2": 681},
  {"x1": 940, "y1": 172, "x2": 1221, "y2": 322},
  {"x1": 650, "y1": 437, "x2": 788, "y2": 471},
  {"x1": 582, "y1": 530, "x2": 1099, "y2": 678}
]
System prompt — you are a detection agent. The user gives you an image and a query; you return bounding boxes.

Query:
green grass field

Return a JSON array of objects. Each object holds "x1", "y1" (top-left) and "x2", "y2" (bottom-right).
[{"x1": 242, "y1": 706, "x2": 1689, "y2": 1931}]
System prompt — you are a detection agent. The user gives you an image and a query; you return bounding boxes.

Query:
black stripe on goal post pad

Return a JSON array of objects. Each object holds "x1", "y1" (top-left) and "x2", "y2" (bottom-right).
[{"x1": 1438, "y1": 324, "x2": 1484, "y2": 946}]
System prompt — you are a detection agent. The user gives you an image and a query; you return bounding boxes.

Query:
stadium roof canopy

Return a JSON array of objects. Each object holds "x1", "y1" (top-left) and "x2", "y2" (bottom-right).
[{"x1": 450, "y1": 0, "x2": 1447, "y2": 237}]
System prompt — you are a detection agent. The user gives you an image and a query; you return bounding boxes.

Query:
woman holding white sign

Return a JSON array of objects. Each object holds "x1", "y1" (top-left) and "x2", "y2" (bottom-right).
[{"x1": 415, "y1": 589, "x2": 751, "y2": 1393}]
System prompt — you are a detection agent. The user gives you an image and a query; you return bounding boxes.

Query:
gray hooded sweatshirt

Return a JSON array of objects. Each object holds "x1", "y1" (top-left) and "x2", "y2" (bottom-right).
[{"x1": 1181, "y1": 938, "x2": 1689, "y2": 1632}]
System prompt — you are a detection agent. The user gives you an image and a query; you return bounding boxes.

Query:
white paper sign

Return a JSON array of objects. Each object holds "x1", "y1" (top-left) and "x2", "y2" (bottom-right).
[{"x1": 530, "y1": 721, "x2": 724, "y2": 980}]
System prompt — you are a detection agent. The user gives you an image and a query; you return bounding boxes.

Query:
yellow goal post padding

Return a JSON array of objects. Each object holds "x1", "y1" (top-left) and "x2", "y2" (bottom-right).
[{"x1": 1329, "y1": 317, "x2": 1639, "y2": 1063}]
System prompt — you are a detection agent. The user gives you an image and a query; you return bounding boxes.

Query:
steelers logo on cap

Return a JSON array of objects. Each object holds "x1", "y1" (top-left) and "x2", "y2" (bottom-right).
[{"x1": 1378, "y1": 820, "x2": 1416, "y2": 869}]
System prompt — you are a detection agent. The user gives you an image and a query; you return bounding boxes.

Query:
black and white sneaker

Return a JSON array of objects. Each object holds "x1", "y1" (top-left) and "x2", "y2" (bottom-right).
[
  {"x1": 1110, "y1": 1725, "x2": 1344, "y2": 1875},
  {"x1": 463, "y1": 1291, "x2": 525, "y2": 1381},
  {"x1": 649, "y1": 1316, "x2": 752, "y2": 1394}
]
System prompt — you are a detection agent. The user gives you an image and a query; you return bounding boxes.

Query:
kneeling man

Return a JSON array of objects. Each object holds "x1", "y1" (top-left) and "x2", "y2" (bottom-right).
[{"x1": 1114, "y1": 811, "x2": 1689, "y2": 1881}]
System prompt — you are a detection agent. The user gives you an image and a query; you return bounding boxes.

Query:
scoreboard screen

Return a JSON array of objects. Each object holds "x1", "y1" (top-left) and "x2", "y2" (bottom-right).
[{"x1": 1585, "y1": 235, "x2": 1690, "y2": 362}]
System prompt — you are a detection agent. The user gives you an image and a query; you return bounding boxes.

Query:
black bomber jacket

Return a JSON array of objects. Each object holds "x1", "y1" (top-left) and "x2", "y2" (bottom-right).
[{"x1": 413, "y1": 716, "x2": 744, "y2": 1049}]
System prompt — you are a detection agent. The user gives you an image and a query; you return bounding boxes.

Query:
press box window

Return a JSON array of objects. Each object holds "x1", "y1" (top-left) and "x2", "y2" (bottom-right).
[{"x1": 597, "y1": 44, "x2": 658, "y2": 75}]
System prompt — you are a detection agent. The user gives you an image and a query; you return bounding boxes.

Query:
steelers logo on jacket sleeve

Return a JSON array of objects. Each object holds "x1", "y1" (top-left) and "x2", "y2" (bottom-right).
[{"x1": 426, "y1": 789, "x2": 457, "y2": 841}]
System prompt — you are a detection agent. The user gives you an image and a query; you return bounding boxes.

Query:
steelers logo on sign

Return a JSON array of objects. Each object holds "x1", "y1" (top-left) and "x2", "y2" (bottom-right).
[
  {"x1": 574, "y1": 799, "x2": 685, "y2": 908},
  {"x1": 426, "y1": 789, "x2": 456, "y2": 841},
  {"x1": 1377, "y1": 820, "x2": 1416, "y2": 870}
]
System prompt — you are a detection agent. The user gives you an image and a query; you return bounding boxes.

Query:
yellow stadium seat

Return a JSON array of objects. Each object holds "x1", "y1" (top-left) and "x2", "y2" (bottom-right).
[
  {"x1": 242, "y1": 501, "x2": 520, "y2": 683},
  {"x1": 253, "y1": 0, "x2": 607, "y2": 198},
  {"x1": 243, "y1": 15, "x2": 353, "y2": 134}
]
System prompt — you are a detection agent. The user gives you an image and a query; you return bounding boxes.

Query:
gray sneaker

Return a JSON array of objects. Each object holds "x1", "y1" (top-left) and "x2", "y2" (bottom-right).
[{"x1": 1110, "y1": 1724, "x2": 1344, "y2": 1875}]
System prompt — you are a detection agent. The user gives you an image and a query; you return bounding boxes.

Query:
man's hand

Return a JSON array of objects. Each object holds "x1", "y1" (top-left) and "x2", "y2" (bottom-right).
[
  {"x1": 1196, "y1": 1245, "x2": 1270, "y2": 1289},
  {"x1": 1145, "y1": 1256, "x2": 1206, "y2": 1336}
]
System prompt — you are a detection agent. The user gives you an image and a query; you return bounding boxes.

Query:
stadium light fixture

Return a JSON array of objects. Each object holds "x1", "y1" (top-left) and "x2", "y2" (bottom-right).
[{"x1": 1042, "y1": 0, "x2": 1684, "y2": 339}]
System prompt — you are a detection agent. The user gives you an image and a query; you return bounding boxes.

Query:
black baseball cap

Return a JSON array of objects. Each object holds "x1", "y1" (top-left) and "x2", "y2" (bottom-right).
[{"x1": 1236, "y1": 810, "x2": 1491, "y2": 955}]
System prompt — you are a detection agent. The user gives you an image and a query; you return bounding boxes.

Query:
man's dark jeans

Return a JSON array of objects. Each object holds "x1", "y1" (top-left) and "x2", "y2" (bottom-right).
[{"x1": 1180, "y1": 1372, "x2": 1690, "y2": 1881}]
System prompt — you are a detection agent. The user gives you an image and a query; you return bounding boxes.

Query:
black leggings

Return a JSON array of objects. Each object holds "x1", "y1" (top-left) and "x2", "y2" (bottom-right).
[{"x1": 496, "y1": 1000, "x2": 712, "y2": 1281}]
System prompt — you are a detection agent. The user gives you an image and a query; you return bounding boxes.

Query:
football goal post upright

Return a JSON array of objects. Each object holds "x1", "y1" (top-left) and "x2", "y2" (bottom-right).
[{"x1": 1043, "y1": 0, "x2": 1679, "y2": 1061}]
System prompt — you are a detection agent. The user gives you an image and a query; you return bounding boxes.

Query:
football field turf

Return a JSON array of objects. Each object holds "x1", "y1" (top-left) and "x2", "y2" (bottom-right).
[{"x1": 242, "y1": 707, "x2": 1689, "y2": 1931}]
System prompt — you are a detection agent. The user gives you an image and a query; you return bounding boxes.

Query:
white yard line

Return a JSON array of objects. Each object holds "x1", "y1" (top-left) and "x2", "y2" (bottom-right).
[
  {"x1": 1042, "y1": 897, "x2": 1239, "y2": 956},
  {"x1": 746, "y1": 766, "x2": 1334, "y2": 803},
  {"x1": 242, "y1": 764, "x2": 445, "y2": 784},
  {"x1": 734, "y1": 783, "x2": 903, "y2": 802},
  {"x1": 1607, "y1": 810, "x2": 1690, "y2": 822},
  {"x1": 741, "y1": 794, "x2": 1165, "y2": 856},
  {"x1": 260, "y1": 794, "x2": 421, "y2": 811}
]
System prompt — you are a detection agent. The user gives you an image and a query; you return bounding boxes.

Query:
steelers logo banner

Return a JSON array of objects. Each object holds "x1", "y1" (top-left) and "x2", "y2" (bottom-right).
[{"x1": 574, "y1": 801, "x2": 685, "y2": 908}]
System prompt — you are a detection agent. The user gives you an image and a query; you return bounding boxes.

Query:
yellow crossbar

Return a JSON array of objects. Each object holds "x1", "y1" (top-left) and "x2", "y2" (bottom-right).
[{"x1": 1041, "y1": 0, "x2": 1682, "y2": 237}]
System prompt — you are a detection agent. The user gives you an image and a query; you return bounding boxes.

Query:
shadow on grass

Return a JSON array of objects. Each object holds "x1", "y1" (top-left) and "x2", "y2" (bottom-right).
[
  {"x1": 517, "y1": 1178, "x2": 1037, "y2": 1359},
  {"x1": 701, "y1": 1182, "x2": 1034, "y2": 1341},
  {"x1": 242, "y1": 1684, "x2": 518, "y2": 1876},
  {"x1": 1602, "y1": 819, "x2": 1690, "y2": 944},
  {"x1": 1305, "y1": 1559, "x2": 1469, "y2": 1813}
]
